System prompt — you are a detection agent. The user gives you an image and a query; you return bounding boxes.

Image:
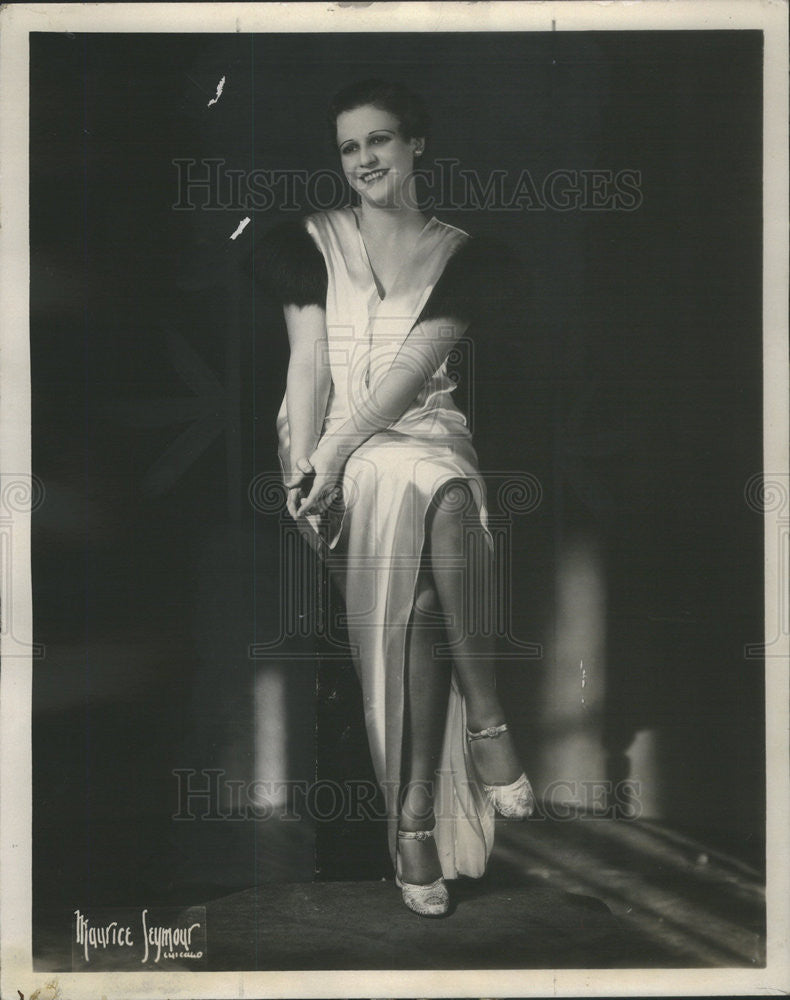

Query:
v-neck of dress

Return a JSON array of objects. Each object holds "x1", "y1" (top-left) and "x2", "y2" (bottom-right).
[{"x1": 349, "y1": 206, "x2": 437, "y2": 302}]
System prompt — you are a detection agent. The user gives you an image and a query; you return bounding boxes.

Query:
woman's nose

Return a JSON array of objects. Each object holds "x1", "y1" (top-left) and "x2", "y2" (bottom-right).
[{"x1": 360, "y1": 145, "x2": 378, "y2": 167}]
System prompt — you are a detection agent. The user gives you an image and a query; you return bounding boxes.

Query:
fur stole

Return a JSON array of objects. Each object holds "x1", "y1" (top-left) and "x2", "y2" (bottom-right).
[
  {"x1": 256, "y1": 218, "x2": 328, "y2": 308},
  {"x1": 418, "y1": 234, "x2": 527, "y2": 328},
  {"x1": 257, "y1": 217, "x2": 526, "y2": 322}
]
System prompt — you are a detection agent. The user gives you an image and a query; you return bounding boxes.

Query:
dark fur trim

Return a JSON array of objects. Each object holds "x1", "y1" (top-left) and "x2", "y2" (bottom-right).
[
  {"x1": 418, "y1": 236, "x2": 527, "y2": 327},
  {"x1": 257, "y1": 218, "x2": 328, "y2": 308}
]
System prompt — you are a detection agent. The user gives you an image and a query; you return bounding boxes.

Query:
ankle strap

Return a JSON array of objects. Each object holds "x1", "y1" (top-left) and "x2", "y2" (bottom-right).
[
  {"x1": 466, "y1": 723, "x2": 509, "y2": 742},
  {"x1": 398, "y1": 828, "x2": 435, "y2": 841}
]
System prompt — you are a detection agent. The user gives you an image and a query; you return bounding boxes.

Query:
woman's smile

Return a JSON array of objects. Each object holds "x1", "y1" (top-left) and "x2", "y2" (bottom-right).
[{"x1": 359, "y1": 167, "x2": 390, "y2": 185}]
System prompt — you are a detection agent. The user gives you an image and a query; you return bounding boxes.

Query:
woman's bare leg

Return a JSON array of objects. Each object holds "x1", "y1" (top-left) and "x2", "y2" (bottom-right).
[
  {"x1": 426, "y1": 480, "x2": 523, "y2": 786},
  {"x1": 332, "y1": 548, "x2": 448, "y2": 881},
  {"x1": 399, "y1": 569, "x2": 451, "y2": 883}
]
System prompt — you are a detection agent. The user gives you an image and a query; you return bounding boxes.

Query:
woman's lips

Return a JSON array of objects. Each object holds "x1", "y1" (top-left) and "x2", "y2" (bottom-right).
[{"x1": 359, "y1": 168, "x2": 389, "y2": 185}]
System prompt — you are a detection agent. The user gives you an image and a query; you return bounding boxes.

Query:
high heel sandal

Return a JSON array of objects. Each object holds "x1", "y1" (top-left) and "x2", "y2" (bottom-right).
[
  {"x1": 466, "y1": 723, "x2": 536, "y2": 820},
  {"x1": 394, "y1": 829, "x2": 450, "y2": 918}
]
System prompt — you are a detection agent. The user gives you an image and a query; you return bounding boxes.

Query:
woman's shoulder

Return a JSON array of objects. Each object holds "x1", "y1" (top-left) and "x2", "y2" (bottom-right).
[
  {"x1": 259, "y1": 207, "x2": 347, "y2": 239},
  {"x1": 432, "y1": 216, "x2": 471, "y2": 241},
  {"x1": 303, "y1": 206, "x2": 355, "y2": 235},
  {"x1": 431, "y1": 218, "x2": 518, "y2": 263},
  {"x1": 436, "y1": 222, "x2": 521, "y2": 276}
]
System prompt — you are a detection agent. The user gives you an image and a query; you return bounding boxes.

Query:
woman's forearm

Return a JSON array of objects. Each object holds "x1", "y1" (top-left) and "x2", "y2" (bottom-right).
[
  {"x1": 282, "y1": 303, "x2": 331, "y2": 476},
  {"x1": 286, "y1": 359, "x2": 331, "y2": 470},
  {"x1": 319, "y1": 316, "x2": 468, "y2": 460}
]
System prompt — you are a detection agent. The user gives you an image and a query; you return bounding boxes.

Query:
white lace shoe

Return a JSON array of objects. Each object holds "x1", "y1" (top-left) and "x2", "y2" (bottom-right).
[
  {"x1": 394, "y1": 829, "x2": 450, "y2": 918},
  {"x1": 466, "y1": 723, "x2": 536, "y2": 819}
]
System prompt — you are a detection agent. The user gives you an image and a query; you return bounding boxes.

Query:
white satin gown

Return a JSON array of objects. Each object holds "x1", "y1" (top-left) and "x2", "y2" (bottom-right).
[{"x1": 276, "y1": 206, "x2": 496, "y2": 879}]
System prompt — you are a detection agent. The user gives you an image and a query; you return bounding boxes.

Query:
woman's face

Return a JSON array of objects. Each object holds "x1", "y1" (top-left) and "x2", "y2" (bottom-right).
[{"x1": 336, "y1": 104, "x2": 423, "y2": 208}]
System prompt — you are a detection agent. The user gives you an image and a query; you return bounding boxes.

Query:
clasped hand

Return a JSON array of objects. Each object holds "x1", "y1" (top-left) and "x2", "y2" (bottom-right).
[{"x1": 284, "y1": 438, "x2": 346, "y2": 520}]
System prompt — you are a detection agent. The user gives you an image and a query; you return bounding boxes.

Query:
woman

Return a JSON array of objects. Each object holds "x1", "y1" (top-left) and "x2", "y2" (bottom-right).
[{"x1": 261, "y1": 79, "x2": 534, "y2": 917}]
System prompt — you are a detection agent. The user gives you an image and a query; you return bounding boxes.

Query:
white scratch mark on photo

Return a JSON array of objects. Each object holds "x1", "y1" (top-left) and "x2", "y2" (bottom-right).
[
  {"x1": 207, "y1": 75, "x2": 225, "y2": 107},
  {"x1": 229, "y1": 217, "x2": 250, "y2": 240}
]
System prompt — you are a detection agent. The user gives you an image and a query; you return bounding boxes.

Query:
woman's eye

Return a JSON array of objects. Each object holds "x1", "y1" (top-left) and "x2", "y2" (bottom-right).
[{"x1": 340, "y1": 135, "x2": 390, "y2": 155}]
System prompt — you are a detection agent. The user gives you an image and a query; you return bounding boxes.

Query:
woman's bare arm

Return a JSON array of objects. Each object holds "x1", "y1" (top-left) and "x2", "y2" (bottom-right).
[
  {"x1": 297, "y1": 314, "x2": 469, "y2": 516},
  {"x1": 283, "y1": 303, "x2": 331, "y2": 514},
  {"x1": 341, "y1": 317, "x2": 468, "y2": 448}
]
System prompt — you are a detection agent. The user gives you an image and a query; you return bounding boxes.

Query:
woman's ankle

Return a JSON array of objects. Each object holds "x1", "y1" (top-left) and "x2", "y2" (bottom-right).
[
  {"x1": 399, "y1": 780, "x2": 436, "y2": 832},
  {"x1": 466, "y1": 725, "x2": 524, "y2": 786},
  {"x1": 465, "y1": 704, "x2": 507, "y2": 733},
  {"x1": 397, "y1": 828, "x2": 443, "y2": 884}
]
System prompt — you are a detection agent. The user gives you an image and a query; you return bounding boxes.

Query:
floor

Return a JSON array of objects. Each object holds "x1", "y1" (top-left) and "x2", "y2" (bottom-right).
[
  {"x1": 33, "y1": 815, "x2": 765, "y2": 972},
  {"x1": 490, "y1": 816, "x2": 765, "y2": 968}
]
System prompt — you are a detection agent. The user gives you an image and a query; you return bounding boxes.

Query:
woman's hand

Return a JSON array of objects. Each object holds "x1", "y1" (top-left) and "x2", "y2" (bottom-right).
[
  {"x1": 296, "y1": 436, "x2": 347, "y2": 519},
  {"x1": 284, "y1": 456, "x2": 315, "y2": 520}
]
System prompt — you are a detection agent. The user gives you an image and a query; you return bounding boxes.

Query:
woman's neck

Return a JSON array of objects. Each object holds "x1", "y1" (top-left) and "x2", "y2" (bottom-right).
[{"x1": 355, "y1": 198, "x2": 427, "y2": 238}]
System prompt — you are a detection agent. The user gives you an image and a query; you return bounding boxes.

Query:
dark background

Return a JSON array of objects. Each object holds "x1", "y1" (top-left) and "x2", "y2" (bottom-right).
[{"x1": 30, "y1": 29, "x2": 763, "y2": 939}]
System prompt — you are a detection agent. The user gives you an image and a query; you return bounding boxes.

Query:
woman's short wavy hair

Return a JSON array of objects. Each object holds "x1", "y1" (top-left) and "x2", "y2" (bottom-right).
[{"x1": 327, "y1": 78, "x2": 431, "y2": 150}]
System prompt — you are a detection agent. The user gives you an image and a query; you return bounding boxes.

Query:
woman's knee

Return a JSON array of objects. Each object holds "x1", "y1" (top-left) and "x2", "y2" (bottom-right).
[
  {"x1": 427, "y1": 479, "x2": 476, "y2": 547},
  {"x1": 432, "y1": 478, "x2": 475, "y2": 515}
]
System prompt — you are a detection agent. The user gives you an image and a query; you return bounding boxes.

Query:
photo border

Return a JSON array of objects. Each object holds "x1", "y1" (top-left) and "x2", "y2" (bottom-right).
[{"x1": 1, "y1": 2, "x2": 787, "y2": 997}]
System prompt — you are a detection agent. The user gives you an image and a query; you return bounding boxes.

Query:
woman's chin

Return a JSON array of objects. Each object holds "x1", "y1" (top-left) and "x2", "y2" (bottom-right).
[
  {"x1": 360, "y1": 185, "x2": 405, "y2": 209},
  {"x1": 351, "y1": 172, "x2": 408, "y2": 207}
]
